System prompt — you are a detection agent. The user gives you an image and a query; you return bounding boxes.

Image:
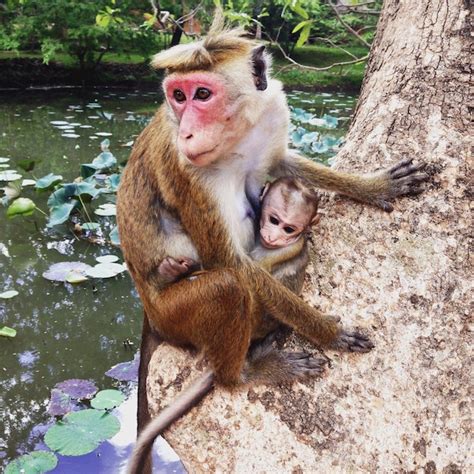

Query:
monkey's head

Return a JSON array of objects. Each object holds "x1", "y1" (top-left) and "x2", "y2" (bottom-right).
[
  {"x1": 151, "y1": 15, "x2": 270, "y2": 167},
  {"x1": 259, "y1": 178, "x2": 320, "y2": 249}
]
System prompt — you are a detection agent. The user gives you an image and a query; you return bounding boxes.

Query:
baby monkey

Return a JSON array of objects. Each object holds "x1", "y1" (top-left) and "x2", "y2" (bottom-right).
[
  {"x1": 158, "y1": 177, "x2": 320, "y2": 281},
  {"x1": 251, "y1": 177, "x2": 320, "y2": 273}
]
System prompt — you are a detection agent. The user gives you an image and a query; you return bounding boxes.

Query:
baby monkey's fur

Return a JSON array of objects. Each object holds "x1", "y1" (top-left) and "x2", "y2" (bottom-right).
[{"x1": 118, "y1": 13, "x2": 428, "y2": 474}]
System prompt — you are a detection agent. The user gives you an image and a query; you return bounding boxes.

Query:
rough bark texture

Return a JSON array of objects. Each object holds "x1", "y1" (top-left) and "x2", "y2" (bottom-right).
[{"x1": 147, "y1": 1, "x2": 472, "y2": 472}]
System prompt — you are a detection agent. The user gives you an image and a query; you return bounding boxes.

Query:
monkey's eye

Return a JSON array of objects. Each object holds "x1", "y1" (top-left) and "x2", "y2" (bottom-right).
[
  {"x1": 194, "y1": 87, "x2": 211, "y2": 101},
  {"x1": 269, "y1": 216, "x2": 279, "y2": 225},
  {"x1": 173, "y1": 89, "x2": 186, "y2": 103},
  {"x1": 283, "y1": 226, "x2": 296, "y2": 234}
]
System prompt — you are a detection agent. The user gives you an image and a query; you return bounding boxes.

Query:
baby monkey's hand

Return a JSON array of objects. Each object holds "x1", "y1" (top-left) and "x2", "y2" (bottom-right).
[{"x1": 158, "y1": 256, "x2": 197, "y2": 281}]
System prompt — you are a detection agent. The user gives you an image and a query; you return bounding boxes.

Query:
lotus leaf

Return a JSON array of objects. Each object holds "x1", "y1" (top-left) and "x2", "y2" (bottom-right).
[
  {"x1": 43, "y1": 262, "x2": 92, "y2": 282},
  {"x1": 95, "y1": 203, "x2": 116, "y2": 216},
  {"x1": 0, "y1": 170, "x2": 22, "y2": 181},
  {"x1": 45, "y1": 409, "x2": 120, "y2": 456},
  {"x1": 0, "y1": 290, "x2": 19, "y2": 299},
  {"x1": 0, "y1": 326, "x2": 17, "y2": 338},
  {"x1": 96, "y1": 255, "x2": 119, "y2": 263},
  {"x1": 91, "y1": 389, "x2": 125, "y2": 410},
  {"x1": 5, "y1": 451, "x2": 58, "y2": 474},
  {"x1": 86, "y1": 262, "x2": 126, "y2": 279},
  {"x1": 7, "y1": 198, "x2": 36, "y2": 218},
  {"x1": 54, "y1": 379, "x2": 98, "y2": 399},
  {"x1": 36, "y1": 173, "x2": 63, "y2": 191}
]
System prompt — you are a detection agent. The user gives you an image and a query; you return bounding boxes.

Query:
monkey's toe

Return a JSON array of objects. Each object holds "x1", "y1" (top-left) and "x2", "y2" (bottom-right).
[
  {"x1": 284, "y1": 352, "x2": 328, "y2": 379},
  {"x1": 332, "y1": 330, "x2": 374, "y2": 353}
]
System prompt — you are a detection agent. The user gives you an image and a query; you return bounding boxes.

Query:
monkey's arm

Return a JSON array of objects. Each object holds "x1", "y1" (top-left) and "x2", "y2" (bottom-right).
[
  {"x1": 274, "y1": 152, "x2": 429, "y2": 212},
  {"x1": 251, "y1": 238, "x2": 305, "y2": 273}
]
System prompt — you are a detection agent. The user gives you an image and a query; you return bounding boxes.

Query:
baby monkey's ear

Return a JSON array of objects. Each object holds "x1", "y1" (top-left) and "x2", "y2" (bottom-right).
[
  {"x1": 311, "y1": 214, "x2": 321, "y2": 226},
  {"x1": 260, "y1": 182, "x2": 271, "y2": 201}
]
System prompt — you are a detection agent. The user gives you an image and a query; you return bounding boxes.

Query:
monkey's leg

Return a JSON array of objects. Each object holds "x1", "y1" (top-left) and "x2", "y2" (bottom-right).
[
  {"x1": 153, "y1": 268, "x2": 256, "y2": 385},
  {"x1": 137, "y1": 314, "x2": 162, "y2": 474},
  {"x1": 277, "y1": 153, "x2": 429, "y2": 212},
  {"x1": 244, "y1": 333, "x2": 328, "y2": 384}
]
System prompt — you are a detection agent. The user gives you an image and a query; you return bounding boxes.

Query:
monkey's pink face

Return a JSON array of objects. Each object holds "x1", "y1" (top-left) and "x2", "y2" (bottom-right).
[
  {"x1": 259, "y1": 202, "x2": 308, "y2": 249},
  {"x1": 164, "y1": 72, "x2": 243, "y2": 166}
]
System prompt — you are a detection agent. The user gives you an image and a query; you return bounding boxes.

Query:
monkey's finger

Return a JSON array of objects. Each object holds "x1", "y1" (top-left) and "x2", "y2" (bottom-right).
[
  {"x1": 389, "y1": 158, "x2": 414, "y2": 174},
  {"x1": 332, "y1": 330, "x2": 375, "y2": 353},
  {"x1": 390, "y1": 160, "x2": 426, "y2": 179},
  {"x1": 374, "y1": 199, "x2": 394, "y2": 213}
]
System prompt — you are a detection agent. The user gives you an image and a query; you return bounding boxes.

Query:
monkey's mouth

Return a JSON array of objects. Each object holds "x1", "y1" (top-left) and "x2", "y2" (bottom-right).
[
  {"x1": 186, "y1": 146, "x2": 218, "y2": 163},
  {"x1": 260, "y1": 237, "x2": 283, "y2": 249}
]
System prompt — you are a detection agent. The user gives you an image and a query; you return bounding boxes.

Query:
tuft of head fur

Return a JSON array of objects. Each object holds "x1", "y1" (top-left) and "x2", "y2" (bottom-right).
[{"x1": 151, "y1": 9, "x2": 256, "y2": 72}]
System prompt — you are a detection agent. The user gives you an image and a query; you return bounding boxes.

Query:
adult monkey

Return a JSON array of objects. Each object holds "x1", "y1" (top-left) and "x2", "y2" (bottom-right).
[{"x1": 117, "y1": 14, "x2": 427, "y2": 474}]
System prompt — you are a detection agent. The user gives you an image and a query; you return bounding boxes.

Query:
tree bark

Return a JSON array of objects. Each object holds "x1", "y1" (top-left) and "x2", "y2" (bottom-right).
[{"x1": 147, "y1": 1, "x2": 471, "y2": 471}]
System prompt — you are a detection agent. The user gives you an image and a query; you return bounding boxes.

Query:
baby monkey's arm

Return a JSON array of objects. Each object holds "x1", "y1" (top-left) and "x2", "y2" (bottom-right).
[{"x1": 251, "y1": 237, "x2": 306, "y2": 273}]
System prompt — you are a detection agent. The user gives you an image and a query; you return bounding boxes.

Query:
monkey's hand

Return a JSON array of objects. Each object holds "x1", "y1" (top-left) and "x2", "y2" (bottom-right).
[
  {"x1": 370, "y1": 158, "x2": 429, "y2": 212},
  {"x1": 158, "y1": 256, "x2": 197, "y2": 281},
  {"x1": 330, "y1": 329, "x2": 374, "y2": 353}
]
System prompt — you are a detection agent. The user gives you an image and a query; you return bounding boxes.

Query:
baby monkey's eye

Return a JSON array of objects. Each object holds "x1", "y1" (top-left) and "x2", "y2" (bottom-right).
[
  {"x1": 194, "y1": 87, "x2": 211, "y2": 100},
  {"x1": 269, "y1": 216, "x2": 279, "y2": 225},
  {"x1": 173, "y1": 89, "x2": 186, "y2": 103},
  {"x1": 283, "y1": 226, "x2": 296, "y2": 234}
]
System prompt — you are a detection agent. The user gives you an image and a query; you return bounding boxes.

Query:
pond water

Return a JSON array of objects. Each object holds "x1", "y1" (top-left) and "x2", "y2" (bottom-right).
[{"x1": 0, "y1": 87, "x2": 357, "y2": 473}]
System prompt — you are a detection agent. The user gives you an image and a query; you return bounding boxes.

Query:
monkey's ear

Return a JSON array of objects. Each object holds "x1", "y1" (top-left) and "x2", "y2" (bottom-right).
[
  {"x1": 251, "y1": 45, "x2": 268, "y2": 91},
  {"x1": 311, "y1": 214, "x2": 321, "y2": 226},
  {"x1": 260, "y1": 182, "x2": 271, "y2": 201}
]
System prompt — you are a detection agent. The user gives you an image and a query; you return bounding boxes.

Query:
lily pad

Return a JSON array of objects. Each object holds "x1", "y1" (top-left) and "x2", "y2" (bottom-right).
[
  {"x1": 81, "y1": 222, "x2": 101, "y2": 231},
  {"x1": 48, "y1": 388, "x2": 76, "y2": 416},
  {"x1": 48, "y1": 202, "x2": 77, "y2": 227},
  {"x1": 44, "y1": 409, "x2": 120, "y2": 456},
  {"x1": 94, "y1": 203, "x2": 116, "y2": 216},
  {"x1": 0, "y1": 243, "x2": 10, "y2": 257},
  {"x1": 2, "y1": 181, "x2": 22, "y2": 200},
  {"x1": 96, "y1": 255, "x2": 119, "y2": 263},
  {"x1": 107, "y1": 174, "x2": 120, "y2": 191},
  {"x1": 54, "y1": 379, "x2": 98, "y2": 400},
  {"x1": 5, "y1": 451, "x2": 58, "y2": 474},
  {"x1": 43, "y1": 262, "x2": 92, "y2": 282},
  {"x1": 0, "y1": 326, "x2": 17, "y2": 338},
  {"x1": 95, "y1": 132, "x2": 112, "y2": 137},
  {"x1": 0, "y1": 290, "x2": 19, "y2": 299},
  {"x1": 7, "y1": 198, "x2": 36, "y2": 218},
  {"x1": 91, "y1": 389, "x2": 125, "y2": 410},
  {"x1": 0, "y1": 157, "x2": 10, "y2": 163},
  {"x1": 22, "y1": 179, "x2": 36, "y2": 187},
  {"x1": 86, "y1": 262, "x2": 126, "y2": 279},
  {"x1": 109, "y1": 226, "x2": 120, "y2": 246},
  {"x1": 17, "y1": 159, "x2": 36, "y2": 172},
  {"x1": 105, "y1": 355, "x2": 139, "y2": 382},
  {"x1": 36, "y1": 173, "x2": 63, "y2": 191},
  {"x1": 65, "y1": 271, "x2": 89, "y2": 284},
  {"x1": 50, "y1": 120, "x2": 69, "y2": 125},
  {"x1": 0, "y1": 170, "x2": 22, "y2": 181}
]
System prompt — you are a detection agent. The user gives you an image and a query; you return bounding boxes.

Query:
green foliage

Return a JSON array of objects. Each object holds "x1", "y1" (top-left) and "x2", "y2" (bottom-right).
[
  {"x1": 91, "y1": 389, "x2": 125, "y2": 409},
  {"x1": 44, "y1": 409, "x2": 120, "y2": 456},
  {"x1": 0, "y1": 0, "x2": 162, "y2": 71},
  {"x1": 5, "y1": 451, "x2": 58, "y2": 474},
  {"x1": 0, "y1": 326, "x2": 17, "y2": 338}
]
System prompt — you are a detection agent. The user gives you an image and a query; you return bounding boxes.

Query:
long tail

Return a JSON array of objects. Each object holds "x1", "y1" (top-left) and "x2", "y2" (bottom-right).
[{"x1": 127, "y1": 369, "x2": 215, "y2": 474}]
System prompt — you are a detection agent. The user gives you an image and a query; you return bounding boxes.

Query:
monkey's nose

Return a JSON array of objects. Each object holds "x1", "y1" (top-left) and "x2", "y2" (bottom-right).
[{"x1": 185, "y1": 133, "x2": 193, "y2": 140}]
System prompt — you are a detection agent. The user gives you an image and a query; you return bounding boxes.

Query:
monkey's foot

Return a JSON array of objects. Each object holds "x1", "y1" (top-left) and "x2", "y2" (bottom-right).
[
  {"x1": 331, "y1": 330, "x2": 374, "y2": 353},
  {"x1": 375, "y1": 158, "x2": 429, "y2": 212},
  {"x1": 245, "y1": 338, "x2": 328, "y2": 384}
]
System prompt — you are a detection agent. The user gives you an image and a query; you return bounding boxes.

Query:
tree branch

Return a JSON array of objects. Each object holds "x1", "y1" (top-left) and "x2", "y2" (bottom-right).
[
  {"x1": 265, "y1": 33, "x2": 368, "y2": 72},
  {"x1": 328, "y1": 1, "x2": 372, "y2": 48}
]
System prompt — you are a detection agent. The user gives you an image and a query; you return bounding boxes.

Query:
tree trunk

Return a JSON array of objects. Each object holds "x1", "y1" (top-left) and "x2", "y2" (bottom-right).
[{"x1": 147, "y1": 1, "x2": 471, "y2": 471}]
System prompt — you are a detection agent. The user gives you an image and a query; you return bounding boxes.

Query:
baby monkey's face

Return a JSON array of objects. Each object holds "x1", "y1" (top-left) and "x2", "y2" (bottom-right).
[{"x1": 259, "y1": 182, "x2": 319, "y2": 249}]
